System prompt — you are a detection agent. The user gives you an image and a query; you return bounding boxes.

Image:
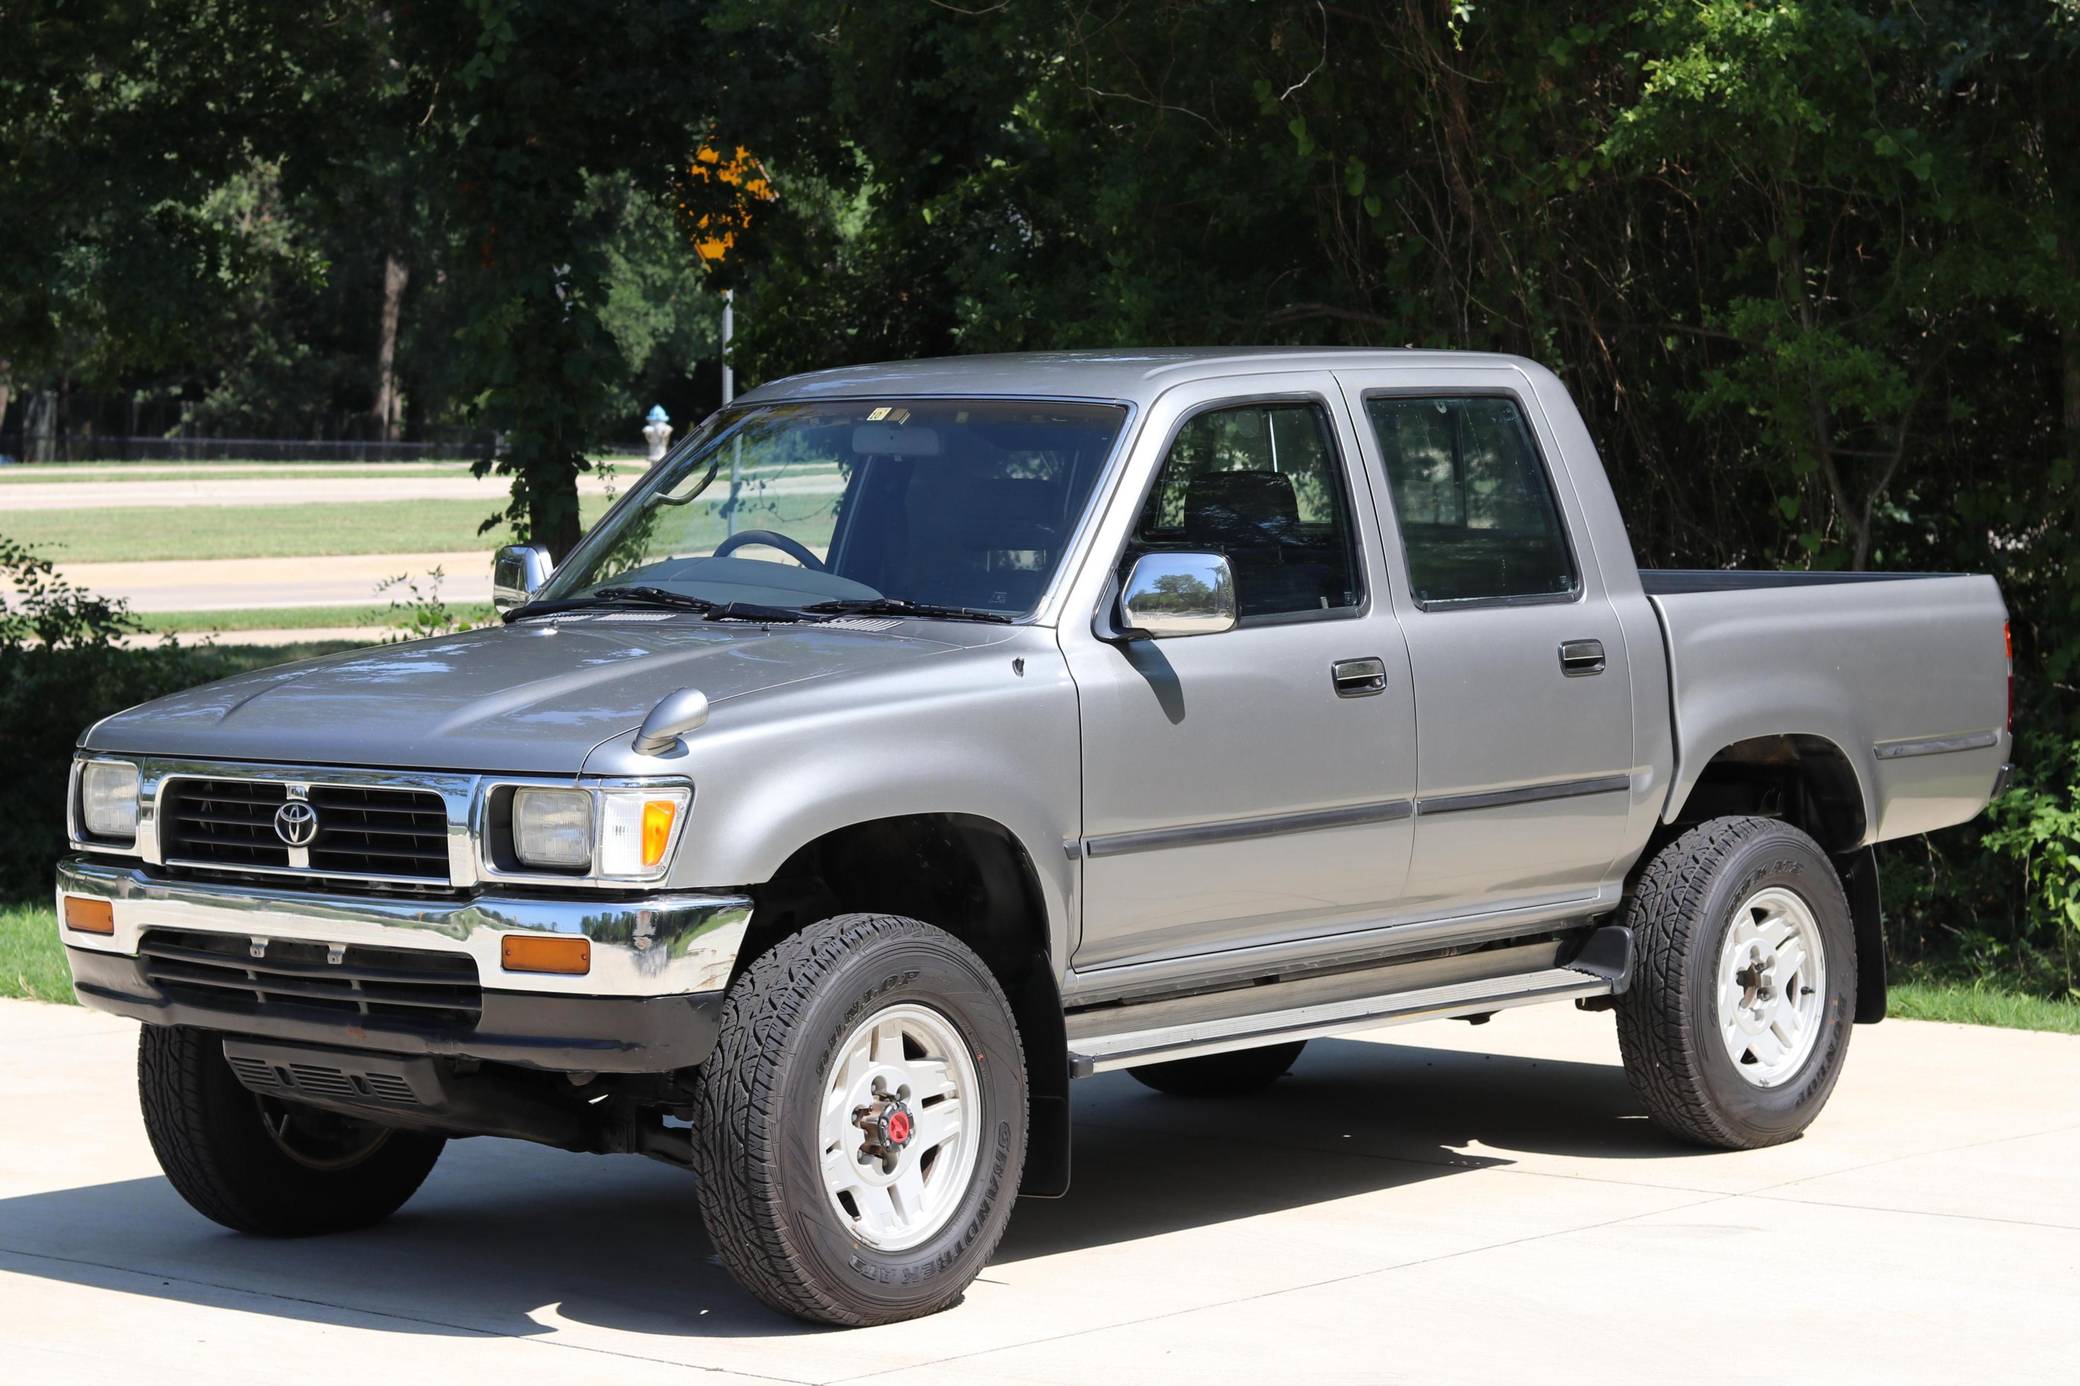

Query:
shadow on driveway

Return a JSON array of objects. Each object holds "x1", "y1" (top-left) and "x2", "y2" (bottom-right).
[{"x1": 0, "y1": 1035, "x2": 1708, "y2": 1342}]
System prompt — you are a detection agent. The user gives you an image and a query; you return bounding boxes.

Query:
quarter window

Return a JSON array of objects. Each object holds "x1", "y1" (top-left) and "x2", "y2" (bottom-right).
[
  {"x1": 1365, "y1": 395, "x2": 1578, "y2": 605},
  {"x1": 1122, "y1": 402, "x2": 1362, "y2": 620}
]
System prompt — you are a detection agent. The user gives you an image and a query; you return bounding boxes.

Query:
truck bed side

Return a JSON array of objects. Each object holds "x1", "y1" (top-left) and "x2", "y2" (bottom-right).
[{"x1": 1646, "y1": 571, "x2": 2010, "y2": 847}]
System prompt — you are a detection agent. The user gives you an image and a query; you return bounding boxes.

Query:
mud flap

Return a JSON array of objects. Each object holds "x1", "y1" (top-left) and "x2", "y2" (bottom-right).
[{"x1": 1838, "y1": 846, "x2": 1887, "y2": 1023}]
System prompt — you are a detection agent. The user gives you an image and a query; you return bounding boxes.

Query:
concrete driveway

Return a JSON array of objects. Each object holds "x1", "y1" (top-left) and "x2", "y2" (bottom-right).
[{"x1": 3, "y1": 997, "x2": 2074, "y2": 1385}]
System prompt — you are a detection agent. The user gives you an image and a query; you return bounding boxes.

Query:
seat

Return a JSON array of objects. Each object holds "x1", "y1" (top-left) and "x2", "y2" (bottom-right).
[
  {"x1": 1182, "y1": 470, "x2": 1325, "y2": 617},
  {"x1": 1183, "y1": 470, "x2": 1300, "y2": 549},
  {"x1": 907, "y1": 474, "x2": 1061, "y2": 610}
]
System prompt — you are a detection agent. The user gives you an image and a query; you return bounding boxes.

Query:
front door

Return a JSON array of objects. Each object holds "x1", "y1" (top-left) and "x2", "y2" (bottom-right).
[
  {"x1": 1062, "y1": 377, "x2": 1418, "y2": 973},
  {"x1": 1336, "y1": 371, "x2": 1636, "y2": 917}
]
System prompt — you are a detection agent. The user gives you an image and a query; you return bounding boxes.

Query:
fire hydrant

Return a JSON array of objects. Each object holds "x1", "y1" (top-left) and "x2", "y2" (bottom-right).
[{"x1": 642, "y1": 404, "x2": 673, "y2": 462}]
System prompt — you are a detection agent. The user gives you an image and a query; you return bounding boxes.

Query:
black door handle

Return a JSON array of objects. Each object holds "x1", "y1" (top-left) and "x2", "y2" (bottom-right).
[
  {"x1": 1332, "y1": 657, "x2": 1388, "y2": 697},
  {"x1": 1559, "y1": 639, "x2": 1606, "y2": 677}
]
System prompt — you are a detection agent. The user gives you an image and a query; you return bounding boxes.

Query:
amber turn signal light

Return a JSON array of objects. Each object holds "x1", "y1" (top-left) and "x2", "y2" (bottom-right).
[
  {"x1": 62, "y1": 895, "x2": 115, "y2": 935},
  {"x1": 641, "y1": 798, "x2": 678, "y2": 868},
  {"x1": 500, "y1": 933, "x2": 591, "y2": 975}
]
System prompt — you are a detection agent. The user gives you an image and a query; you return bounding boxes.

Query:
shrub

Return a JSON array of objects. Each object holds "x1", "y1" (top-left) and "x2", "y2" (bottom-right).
[{"x1": 0, "y1": 539, "x2": 214, "y2": 898}]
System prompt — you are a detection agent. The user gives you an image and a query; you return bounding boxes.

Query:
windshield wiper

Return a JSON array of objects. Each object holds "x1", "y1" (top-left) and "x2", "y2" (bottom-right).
[
  {"x1": 804, "y1": 598, "x2": 1013, "y2": 625},
  {"x1": 704, "y1": 601, "x2": 821, "y2": 623},
  {"x1": 504, "y1": 586, "x2": 719, "y2": 622}
]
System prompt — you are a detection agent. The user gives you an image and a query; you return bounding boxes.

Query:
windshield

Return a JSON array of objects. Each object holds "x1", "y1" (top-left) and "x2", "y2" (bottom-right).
[{"x1": 540, "y1": 398, "x2": 1128, "y2": 619}]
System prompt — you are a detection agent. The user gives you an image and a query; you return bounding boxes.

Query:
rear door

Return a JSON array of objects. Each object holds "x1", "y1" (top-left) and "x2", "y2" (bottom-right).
[{"x1": 1335, "y1": 367, "x2": 1635, "y2": 916}]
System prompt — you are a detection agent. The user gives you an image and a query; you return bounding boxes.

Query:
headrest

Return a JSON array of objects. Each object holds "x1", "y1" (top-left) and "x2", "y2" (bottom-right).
[{"x1": 1184, "y1": 470, "x2": 1300, "y2": 546}]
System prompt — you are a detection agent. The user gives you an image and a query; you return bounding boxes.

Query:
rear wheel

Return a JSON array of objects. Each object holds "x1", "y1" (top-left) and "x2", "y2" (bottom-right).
[
  {"x1": 1616, "y1": 817, "x2": 1857, "y2": 1149},
  {"x1": 691, "y1": 913, "x2": 1028, "y2": 1325},
  {"x1": 1129, "y1": 1040, "x2": 1307, "y2": 1096},
  {"x1": 138, "y1": 1025, "x2": 444, "y2": 1235}
]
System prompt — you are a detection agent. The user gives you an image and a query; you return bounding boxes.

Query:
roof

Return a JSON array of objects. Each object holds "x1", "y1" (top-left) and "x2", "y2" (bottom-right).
[{"x1": 735, "y1": 348, "x2": 1534, "y2": 409}]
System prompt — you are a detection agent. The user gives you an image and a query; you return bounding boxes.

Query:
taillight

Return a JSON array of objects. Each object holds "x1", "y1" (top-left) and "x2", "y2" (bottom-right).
[{"x1": 2005, "y1": 620, "x2": 2014, "y2": 734}]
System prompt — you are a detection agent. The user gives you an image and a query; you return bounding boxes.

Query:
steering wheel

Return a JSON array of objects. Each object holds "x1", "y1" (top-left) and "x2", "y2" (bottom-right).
[{"x1": 710, "y1": 528, "x2": 828, "y2": 571}]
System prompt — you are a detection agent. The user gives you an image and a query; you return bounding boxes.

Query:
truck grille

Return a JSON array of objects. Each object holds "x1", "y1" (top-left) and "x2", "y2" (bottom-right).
[
  {"x1": 159, "y1": 777, "x2": 452, "y2": 886},
  {"x1": 160, "y1": 777, "x2": 291, "y2": 870},
  {"x1": 306, "y1": 784, "x2": 452, "y2": 880},
  {"x1": 139, "y1": 928, "x2": 482, "y2": 1027}
]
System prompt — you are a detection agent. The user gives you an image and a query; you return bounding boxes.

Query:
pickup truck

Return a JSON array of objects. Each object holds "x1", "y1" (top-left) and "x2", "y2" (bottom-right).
[{"x1": 56, "y1": 349, "x2": 2011, "y2": 1326}]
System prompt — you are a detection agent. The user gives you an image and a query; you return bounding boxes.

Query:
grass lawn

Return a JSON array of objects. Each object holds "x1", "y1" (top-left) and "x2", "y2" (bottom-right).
[
  {"x1": 1888, "y1": 979, "x2": 2080, "y2": 1034},
  {"x1": 0, "y1": 496, "x2": 612, "y2": 562},
  {"x1": 0, "y1": 465, "x2": 480, "y2": 484},
  {"x1": 0, "y1": 460, "x2": 651, "y2": 484},
  {"x1": 137, "y1": 603, "x2": 498, "y2": 633},
  {"x1": 0, "y1": 902, "x2": 72, "y2": 1005}
]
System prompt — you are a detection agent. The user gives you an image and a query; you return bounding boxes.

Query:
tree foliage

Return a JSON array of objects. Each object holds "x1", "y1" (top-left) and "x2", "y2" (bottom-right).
[{"x1": 5, "y1": 0, "x2": 2080, "y2": 989}]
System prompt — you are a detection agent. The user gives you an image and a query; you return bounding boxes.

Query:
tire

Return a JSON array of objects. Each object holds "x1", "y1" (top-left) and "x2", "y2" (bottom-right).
[
  {"x1": 1616, "y1": 816, "x2": 1857, "y2": 1150},
  {"x1": 138, "y1": 1025, "x2": 444, "y2": 1235},
  {"x1": 691, "y1": 913, "x2": 1028, "y2": 1326},
  {"x1": 1128, "y1": 1040, "x2": 1307, "y2": 1097}
]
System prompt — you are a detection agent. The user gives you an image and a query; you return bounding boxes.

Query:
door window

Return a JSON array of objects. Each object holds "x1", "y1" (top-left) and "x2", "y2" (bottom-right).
[
  {"x1": 1365, "y1": 395, "x2": 1578, "y2": 606},
  {"x1": 1122, "y1": 401, "x2": 1362, "y2": 620}
]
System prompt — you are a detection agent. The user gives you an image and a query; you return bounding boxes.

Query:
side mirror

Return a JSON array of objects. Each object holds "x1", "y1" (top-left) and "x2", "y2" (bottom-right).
[
  {"x1": 492, "y1": 544, "x2": 555, "y2": 612},
  {"x1": 1118, "y1": 551, "x2": 1237, "y2": 639}
]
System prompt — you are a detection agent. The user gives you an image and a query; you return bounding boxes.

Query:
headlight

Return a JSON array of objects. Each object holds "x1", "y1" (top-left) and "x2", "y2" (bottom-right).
[
  {"x1": 508, "y1": 784, "x2": 689, "y2": 878},
  {"x1": 511, "y1": 787, "x2": 594, "y2": 870},
  {"x1": 79, "y1": 760, "x2": 140, "y2": 842}
]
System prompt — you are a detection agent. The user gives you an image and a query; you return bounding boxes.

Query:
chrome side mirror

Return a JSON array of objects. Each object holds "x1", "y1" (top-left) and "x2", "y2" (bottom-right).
[
  {"x1": 492, "y1": 544, "x2": 555, "y2": 612},
  {"x1": 1119, "y1": 551, "x2": 1237, "y2": 639}
]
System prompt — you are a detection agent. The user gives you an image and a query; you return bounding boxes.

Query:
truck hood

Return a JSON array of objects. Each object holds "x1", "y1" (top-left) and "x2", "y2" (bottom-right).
[{"x1": 83, "y1": 617, "x2": 1000, "y2": 774}]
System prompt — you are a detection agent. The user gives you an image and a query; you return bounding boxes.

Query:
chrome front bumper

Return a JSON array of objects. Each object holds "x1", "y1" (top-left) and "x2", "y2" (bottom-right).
[{"x1": 56, "y1": 858, "x2": 752, "y2": 998}]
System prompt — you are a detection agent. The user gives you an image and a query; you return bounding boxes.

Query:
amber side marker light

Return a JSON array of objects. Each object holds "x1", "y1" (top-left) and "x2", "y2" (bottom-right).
[
  {"x1": 63, "y1": 895, "x2": 115, "y2": 935},
  {"x1": 501, "y1": 934, "x2": 591, "y2": 976}
]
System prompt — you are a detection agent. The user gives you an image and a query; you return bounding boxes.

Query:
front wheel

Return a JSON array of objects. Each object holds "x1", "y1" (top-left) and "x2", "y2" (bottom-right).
[
  {"x1": 691, "y1": 913, "x2": 1028, "y2": 1325},
  {"x1": 1616, "y1": 817, "x2": 1857, "y2": 1149},
  {"x1": 138, "y1": 1026, "x2": 444, "y2": 1235}
]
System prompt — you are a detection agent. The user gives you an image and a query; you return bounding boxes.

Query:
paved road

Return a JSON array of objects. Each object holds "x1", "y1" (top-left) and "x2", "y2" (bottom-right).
[
  {"x1": 48, "y1": 552, "x2": 495, "y2": 612},
  {"x1": 3, "y1": 998, "x2": 2074, "y2": 1385},
  {"x1": 0, "y1": 474, "x2": 628, "y2": 511},
  {"x1": 2, "y1": 470, "x2": 839, "y2": 511}
]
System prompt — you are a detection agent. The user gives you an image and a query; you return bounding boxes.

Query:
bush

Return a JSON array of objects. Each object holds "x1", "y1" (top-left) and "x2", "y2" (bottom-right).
[{"x1": 0, "y1": 539, "x2": 216, "y2": 899}]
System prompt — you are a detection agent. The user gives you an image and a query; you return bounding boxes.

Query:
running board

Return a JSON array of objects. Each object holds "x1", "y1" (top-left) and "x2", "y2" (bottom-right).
[{"x1": 1066, "y1": 966, "x2": 1612, "y2": 1078}]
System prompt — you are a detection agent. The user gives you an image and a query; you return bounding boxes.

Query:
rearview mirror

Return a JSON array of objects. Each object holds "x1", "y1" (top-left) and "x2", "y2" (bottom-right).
[
  {"x1": 492, "y1": 544, "x2": 555, "y2": 612},
  {"x1": 1119, "y1": 551, "x2": 1236, "y2": 639}
]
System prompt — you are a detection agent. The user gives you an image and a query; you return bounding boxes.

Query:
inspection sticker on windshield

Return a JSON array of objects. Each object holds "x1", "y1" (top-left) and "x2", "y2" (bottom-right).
[{"x1": 865, "y1": 405, "x2": 910, "y2": 424}]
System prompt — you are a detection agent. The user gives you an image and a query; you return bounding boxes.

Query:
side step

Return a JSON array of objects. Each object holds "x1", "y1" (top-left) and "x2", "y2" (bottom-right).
[{"x1": 1066, "y1": 965, "x2": 1612, "y2": 1078}]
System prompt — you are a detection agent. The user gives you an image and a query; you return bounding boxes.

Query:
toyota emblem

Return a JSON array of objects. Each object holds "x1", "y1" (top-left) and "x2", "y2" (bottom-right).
[{"x1": 273, "y1": 800, "x2": 320, "y2": 847}]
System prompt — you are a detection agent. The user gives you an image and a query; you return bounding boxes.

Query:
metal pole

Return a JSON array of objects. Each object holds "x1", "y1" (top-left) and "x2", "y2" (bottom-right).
[
  {"x1": 722, "y1": 289, "x2": 740, "y2": 535},
  {"x1": 720, "y1": 289, "x2": 735, "y2": 405}
]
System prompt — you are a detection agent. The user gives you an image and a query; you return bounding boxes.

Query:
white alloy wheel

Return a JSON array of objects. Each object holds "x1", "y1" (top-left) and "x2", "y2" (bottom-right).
[
  {"x1": 817, "y1": 1002, "x2": 982, "y2": 1252},
  {"x1": 1716, "y1": 886, "x2": 1827, "y2": 1088}
]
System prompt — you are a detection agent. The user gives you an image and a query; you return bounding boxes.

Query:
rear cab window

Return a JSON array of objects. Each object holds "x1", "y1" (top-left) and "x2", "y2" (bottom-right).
[{"x1": 1362, "y1": 395, "x2": 1579, "y2": 607}]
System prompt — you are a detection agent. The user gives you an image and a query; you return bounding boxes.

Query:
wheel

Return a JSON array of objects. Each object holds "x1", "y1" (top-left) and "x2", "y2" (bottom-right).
[
  {"x1": 1128, "y1": 1040, "x2": 1306, "y2": 1096},
  {"x1": 691, "y1": 913, "x2": 1028, "y2": 1325},
  {"x1": 1616, "y1": 816, "x2": 1857, "y2": 1149},
  {"x1": 137, "y1": 1026, "x2": 444, "y2": 1235}
]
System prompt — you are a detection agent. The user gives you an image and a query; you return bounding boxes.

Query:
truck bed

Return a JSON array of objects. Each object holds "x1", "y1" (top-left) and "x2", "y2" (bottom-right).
[
  {"x1": 1643, "y1": 569, "x2": 2010, "y2": 845},
  {"x1": 1641, "y1": 568, "x2": 1962, "y2": 595}
]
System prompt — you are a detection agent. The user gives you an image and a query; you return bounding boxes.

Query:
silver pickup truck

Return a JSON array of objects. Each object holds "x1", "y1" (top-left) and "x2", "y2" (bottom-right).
[{"x1": 56, "y1": 350, "x2": 2010, "y2": 1325}]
